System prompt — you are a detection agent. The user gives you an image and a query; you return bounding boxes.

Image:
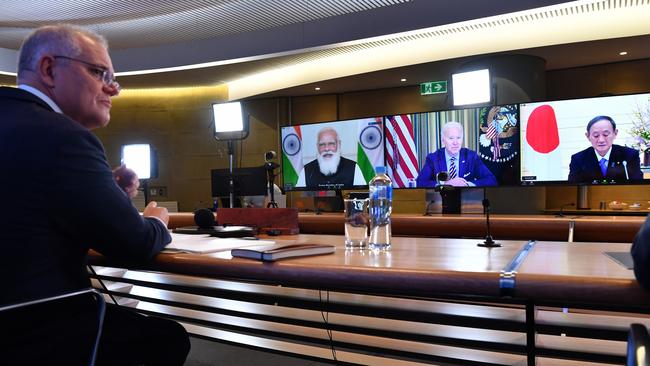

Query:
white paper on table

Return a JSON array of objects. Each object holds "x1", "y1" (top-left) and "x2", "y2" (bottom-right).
[{"x1": 164, "y1": 232, "x2": 274, "y2": 254}]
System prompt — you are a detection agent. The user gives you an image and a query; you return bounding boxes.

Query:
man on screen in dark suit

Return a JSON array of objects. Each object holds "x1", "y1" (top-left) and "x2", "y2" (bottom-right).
[
  {"x1": 0, "y1": 25, "x2": 189, "y2": 365},
  {"x1": 416, "y1": 122, "x2": 497, "y2": 187},
  {"x1": 296, "y1": 127, "x2": 366, "y2": 189},
  {"x1": 568, "y1": 115, "x2": 643, "y2": 183}
]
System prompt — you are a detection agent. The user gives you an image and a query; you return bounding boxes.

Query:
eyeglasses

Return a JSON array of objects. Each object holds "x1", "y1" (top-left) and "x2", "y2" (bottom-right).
[{"x1": 53, "y1": 55, "x2": 121, "y2": 92}]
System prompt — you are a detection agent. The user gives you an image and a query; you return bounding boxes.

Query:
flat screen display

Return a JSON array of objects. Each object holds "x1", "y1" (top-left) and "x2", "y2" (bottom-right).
[
  {"x1": 520, "y1": 93, "x2": 650, "y2": 185},
  {"x1": 385, "y1": 104, "x2": 520, "y2": 189},
  {"x1": 281, "y1": 117, "x2": 384, "y2": 191},
  {"x1": 211, "y1": 166, "x2": 267, "y2": 197}
]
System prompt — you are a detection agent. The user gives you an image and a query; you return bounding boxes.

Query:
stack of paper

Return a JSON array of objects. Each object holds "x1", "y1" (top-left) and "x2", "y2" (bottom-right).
[{"x1": 164, "y1": 233, "x2": 274, "y2": 254}]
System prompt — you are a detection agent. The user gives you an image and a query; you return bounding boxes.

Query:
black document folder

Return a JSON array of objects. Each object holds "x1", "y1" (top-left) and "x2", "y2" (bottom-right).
[{"x1": 172, "y1": 225, "x2": 255, "y2": 238}]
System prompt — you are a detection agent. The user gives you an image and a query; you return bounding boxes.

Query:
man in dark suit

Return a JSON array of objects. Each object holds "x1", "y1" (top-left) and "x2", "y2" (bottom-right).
[
  {"x1": 568, "y1": 115, "x2": 643, "y2": 183},
  {"x1": 416, "y1": 122, "x2": 497, "y2": 187},
  {"x1": 296, "y1": 127, "x2": 366, "y2": 189},
  {"x1": 0, "y1": 25, "x2": 189, "y2": 365}
]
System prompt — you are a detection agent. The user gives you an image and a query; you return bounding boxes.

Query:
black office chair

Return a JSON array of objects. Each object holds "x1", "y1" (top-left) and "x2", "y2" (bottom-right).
[
  {"x1": 0, "y1": 288, "x2": 106, "y2": 366},
  {"x1": 628, "y1": 323, "x2": 650, "y2": 366}
]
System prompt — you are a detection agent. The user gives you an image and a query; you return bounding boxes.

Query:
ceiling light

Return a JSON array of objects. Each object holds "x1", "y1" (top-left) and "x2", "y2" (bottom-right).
[
  {"x1": 619, "y1": 51, "x2": 628, "y2": 56},
  {"x1": 314, "y1": 87, "x2": 321, "y2": 91},
  {"x1": 400, "y1": 78, "x2": 407, "y2": 82}
]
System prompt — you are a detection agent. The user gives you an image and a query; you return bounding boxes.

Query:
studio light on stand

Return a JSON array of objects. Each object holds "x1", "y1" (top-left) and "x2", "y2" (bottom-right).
[
  {"x1": 264, "y1": 151, "x2": 280, "y2": 208},
  {"x1": 121, "y1": 143, "x2": 156, "y2": 205},
  {"x1": 212, "y1": 101, "x2": 249, "y2": 208}
]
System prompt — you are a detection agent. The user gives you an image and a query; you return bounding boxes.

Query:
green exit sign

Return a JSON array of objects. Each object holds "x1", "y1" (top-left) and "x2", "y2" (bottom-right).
[{"x1": 420, "y1": 81, "x2": 448, "y2": 95}]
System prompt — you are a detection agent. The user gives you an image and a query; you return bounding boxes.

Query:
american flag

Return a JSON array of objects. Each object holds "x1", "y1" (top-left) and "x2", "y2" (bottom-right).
[
  {"x1": 386, "y1": 115, "x2": 419, "y2": 188},
  {"x1": 485, "y1": 121, "x2": 497, "y2": 140},
  {"x1": 486, "y1": 120, "x2": 501, "y2": 159}
]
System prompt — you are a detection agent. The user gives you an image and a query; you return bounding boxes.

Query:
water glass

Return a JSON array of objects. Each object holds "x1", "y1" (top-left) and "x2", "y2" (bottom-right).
[{"x1": 344, "y1": 198, "x2": 369, "y2": 248}]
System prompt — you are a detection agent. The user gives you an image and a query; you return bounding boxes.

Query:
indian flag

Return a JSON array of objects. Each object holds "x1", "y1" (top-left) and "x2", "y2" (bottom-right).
[
  {"x1": 282, "y1": 126, "x2": 303, "y2": 188},
  {"x1": 357, "y1": 117, "x2": 384, "y2": 183}
]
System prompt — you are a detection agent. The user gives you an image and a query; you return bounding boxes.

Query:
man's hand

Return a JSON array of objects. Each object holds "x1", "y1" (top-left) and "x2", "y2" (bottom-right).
[
  {"x1": 113, "y1": 165, "x2": 140, "y2": 198},
  {"x1": 143, "y1": 201, "x2": 169, "y2": 226},
  {"x1": 447, "y1": 177, "x2": 469, "y2": 187}
]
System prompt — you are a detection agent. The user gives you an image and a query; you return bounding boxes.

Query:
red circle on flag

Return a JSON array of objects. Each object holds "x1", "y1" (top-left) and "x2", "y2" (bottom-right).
[{"x1": 526, "y1": 105, "x2": 560, "y2": 153}]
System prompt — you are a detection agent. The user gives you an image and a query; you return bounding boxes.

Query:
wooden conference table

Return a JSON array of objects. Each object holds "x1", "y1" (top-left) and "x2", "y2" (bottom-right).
[{"x1": 89, "y1": 232, "x2": 650, "y2": 366}]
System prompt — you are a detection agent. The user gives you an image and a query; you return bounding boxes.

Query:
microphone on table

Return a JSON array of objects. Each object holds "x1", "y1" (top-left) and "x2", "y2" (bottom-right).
[
  {"x1": 194, "y1": 208, "x2": 217, "y2": 228},
  {"x1": 556, "y1": 202, "x2": 575, "y2": 218},
  {"x1": 434, "y1": 171, "x2": 451, "y2": 192},
  {"x1": 623, "y1": 160, "x2": 629, "y2": 180},
  {"x1": 477, "y1": 198, "x2": 501, "y2": 248}
]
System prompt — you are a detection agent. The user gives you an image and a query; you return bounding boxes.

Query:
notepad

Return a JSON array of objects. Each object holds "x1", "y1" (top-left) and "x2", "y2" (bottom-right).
[
  {"x1": 231, "y1": 243, "x2": 335, "y2": 261},
  {"x1": 164, "y1": 233, "x2": 274, "y2": 254}
]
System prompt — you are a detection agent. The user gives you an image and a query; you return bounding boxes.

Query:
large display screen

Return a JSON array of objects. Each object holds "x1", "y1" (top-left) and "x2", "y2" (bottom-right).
[
  {"x1": 278, "y1": 93, "x2": 650, "y2": 192},
  {"x1": 281, "y1": 117, "x2": 384, "y2": 191},
  {"x1": 385, "y1": 104, "x2": 520, "y2": 189},
  {"x1": 520, "y1": 93, "x2": 650, "y2": 185}
]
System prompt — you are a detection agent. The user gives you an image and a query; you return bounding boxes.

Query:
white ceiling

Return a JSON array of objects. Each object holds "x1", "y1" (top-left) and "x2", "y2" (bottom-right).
[
  {"x1": 1, "y1": 0, "x2": 649, "y2": 99},
  {"x1": 0, "y1": 0, "x2": 410, "y2": 49}
]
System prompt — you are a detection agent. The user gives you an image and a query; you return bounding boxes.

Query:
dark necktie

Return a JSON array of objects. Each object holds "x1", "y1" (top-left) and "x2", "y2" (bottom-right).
[
  {"x1": 599, "y1": 158, "x2": 608, "y2": 177},
  {"x1": 449, "y1": 156, "x2": 457, "y2": 179}
]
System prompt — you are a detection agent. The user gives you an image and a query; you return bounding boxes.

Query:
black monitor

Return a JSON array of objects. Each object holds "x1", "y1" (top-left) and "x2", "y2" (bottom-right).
[{"x1": 211, "y1": 166, "x2": 268, "y2": 198}]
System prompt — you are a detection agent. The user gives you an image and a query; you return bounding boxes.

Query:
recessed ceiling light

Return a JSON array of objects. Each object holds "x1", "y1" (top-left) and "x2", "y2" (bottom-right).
[
  {"x1": 619, "y1": 51, "x2": 628, "y2": 56},
  {"x1": 314, "y1": 87, "x2": 321, "y2": 91},
  {"x1": 400, "y1": 78, "x2": 407, "y2": 82}
]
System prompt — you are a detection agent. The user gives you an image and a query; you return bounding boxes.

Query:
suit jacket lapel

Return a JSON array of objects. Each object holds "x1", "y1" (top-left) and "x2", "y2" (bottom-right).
[
  {"x1": 608, "y1": 145, "x2": 626, "y2": 177},
  {"x1": 435, "y1": 149, "x2": 446, "y2": 173},
  {"x1": 459, "y1": 148, "x2": 468, "y2": 177},
  {"x1": 585, "y1": 147, "x2": 604, "y2": 177}
]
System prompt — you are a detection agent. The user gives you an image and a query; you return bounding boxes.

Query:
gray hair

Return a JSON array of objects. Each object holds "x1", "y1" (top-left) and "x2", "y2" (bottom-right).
[
  {"x1": 18, "y1": 24, "x2": 108, "y2": 77},
  {"x1": 442, "y1": 121, "x2": 464, "y2": 136},
  {"x1": 317, "y1": 126, "x2": 339, "y2": 142}
]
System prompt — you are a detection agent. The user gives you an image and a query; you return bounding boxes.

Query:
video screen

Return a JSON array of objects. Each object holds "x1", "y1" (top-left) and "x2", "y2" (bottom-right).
[
  {"x1": 211, "y1": 166, "x2": 267, "y2": 197},
  {"x1": 281, "y1": 117, "x2": 384, "y2": 191},
  {"x1": 520, "y1": 93, "x2": 650, "y2": 185},
  {"x1": 385, "y1": 105, "x2": 520, "y2": 188}
]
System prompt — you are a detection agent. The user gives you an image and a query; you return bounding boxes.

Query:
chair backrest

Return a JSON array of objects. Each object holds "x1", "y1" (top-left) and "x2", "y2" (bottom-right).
[
  {"x1": 628, "y1": 323, "x2": 650, "y2": 366},
  {"x1": 0, "y1": 288, "x2": 106, "y2": 366}
]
